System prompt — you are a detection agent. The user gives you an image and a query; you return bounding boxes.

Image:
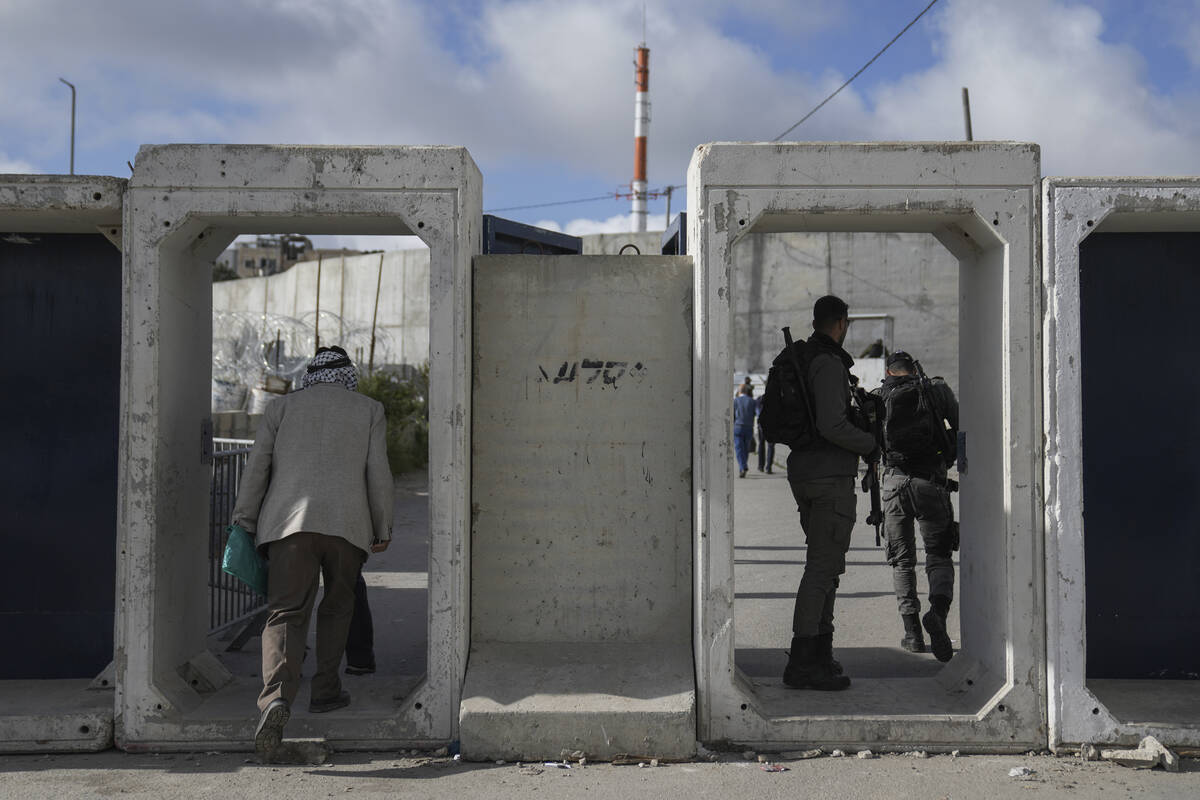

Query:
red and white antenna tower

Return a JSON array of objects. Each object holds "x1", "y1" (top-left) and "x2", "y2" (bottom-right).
[{"x1": 631, "y1": 36, "x2": 650, "y2": 233}]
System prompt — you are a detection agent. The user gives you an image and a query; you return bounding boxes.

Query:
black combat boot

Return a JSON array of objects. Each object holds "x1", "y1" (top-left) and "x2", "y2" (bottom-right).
[
  {"x1": 922, "y1": 595, "x2": 954, "y2": 662},
  {"x1": 815, "y1": 631, "x2": 844, "y2": 675},
  {"x1": 900, "y1": 613, "x2": 927, "y2": 653},
  {"x1": 783, "y1": 636, "x2": 851, "y2": 690}
]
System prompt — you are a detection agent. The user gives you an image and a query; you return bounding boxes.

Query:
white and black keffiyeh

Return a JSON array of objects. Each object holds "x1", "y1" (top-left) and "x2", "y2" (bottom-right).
[{"x1": 302, "y1": 348, "x2": 358, "y2": 392}]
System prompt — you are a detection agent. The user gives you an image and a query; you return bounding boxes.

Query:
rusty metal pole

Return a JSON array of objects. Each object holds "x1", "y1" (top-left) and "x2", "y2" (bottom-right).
[
  {"x1": 368, "y1": 252, "x2": 384, "y2": 373},
  {"x1": 962, "y1": 87, "x2": 974, "y2": 142},
  {"x1": 314, "y1": 253, "x2": 323, "y2": 350}
]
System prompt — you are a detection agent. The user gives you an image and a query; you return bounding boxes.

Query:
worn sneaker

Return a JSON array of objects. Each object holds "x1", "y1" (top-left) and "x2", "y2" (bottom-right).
[
  {"x1": 308, "y1": 690, "x2": 351, "y2": 713},
  {"x1": 254, "y1": 699, "x2": 290, "y2": 755},
  {"x1": 345, "y1": 663, "x2": 376, "y2": 676}
]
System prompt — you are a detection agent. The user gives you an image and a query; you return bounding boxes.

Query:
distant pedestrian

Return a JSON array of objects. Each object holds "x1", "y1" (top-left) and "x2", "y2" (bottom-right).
[
  {"x1": 756, "y1": 393, "x2": 775, "y2": 473},
  {"x1": 733, "y1": 384, "x2": 756, "y2": 478},
  {"x1": 232, "y1": 346, "x2": 394, "y2": 755}
]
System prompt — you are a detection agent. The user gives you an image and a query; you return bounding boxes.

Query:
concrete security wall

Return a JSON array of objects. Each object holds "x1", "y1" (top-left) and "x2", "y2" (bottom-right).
[
  {"x1": 732, "y1": 232, "x2": 959, "y2": 389},
  {"x1": 688, "y1": 142, "x2": 1045, "y2": 750},
  {"x1": 1044, "y1": 178, "x2": 1200, "y2": 749},
  {"x1": 212, "y1": 248, "x2": 431, "y2": 368},
  {"x1": 462, "y1": 255, "x2": 695, "y2": 760},
  {"x1": 118, "y1": 144, "x2": 480, "y2": 749},
  {"x1": 0, "y1": 174, "x2": 125, "y2": 753},
  {"x1": 210, "y1": 231, "x2": 665, "y2": 373}
]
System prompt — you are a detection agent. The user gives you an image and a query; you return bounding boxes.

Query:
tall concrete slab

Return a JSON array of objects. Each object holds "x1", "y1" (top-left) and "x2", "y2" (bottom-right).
[
  {"x1": 462, "y1": 255, "x2": 695, "y2": 760},
  {"x1": 688, "y1": 142, "x2": 1045, "y2": 750},
  {"x1": 117, "y1": 145, "x2": 480, "y2": 749},
  {"x1": 1044, "y1": 178, "x2": 1200, "y2": 750},
  {"x1": 0, "y1": 174, "x2": 125, "y2": 752}
]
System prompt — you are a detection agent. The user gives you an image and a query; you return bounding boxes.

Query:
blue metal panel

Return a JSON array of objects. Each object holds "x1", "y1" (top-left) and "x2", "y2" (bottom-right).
[
  {"x1": 1080, "y1": 232, "x2": 1200, "y2": 679},
  {"x1": 482, "y1": 215, "x2": 582, "y2": 255},
  {"x1": 0, "y1": 233, "x2": 120, "y2": 679},
  {"x1": 661, "y1": 212, "x2": 687, "y2": 255}
]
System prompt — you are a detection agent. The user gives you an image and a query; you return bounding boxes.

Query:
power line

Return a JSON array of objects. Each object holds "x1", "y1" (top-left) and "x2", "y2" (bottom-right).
[
  {"x1": 484, "y1": 185, "x2": 684, "y2": 215},
  {"x1": 485, "y1": 194, "x2": 616, "y2": 214},
  {"x1": 772, "y1": 0, "x2": 940, "y2": 142}
]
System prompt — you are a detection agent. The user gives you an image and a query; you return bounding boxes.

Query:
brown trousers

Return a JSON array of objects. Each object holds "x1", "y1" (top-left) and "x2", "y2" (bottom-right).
[{"x1": 258, "y1": 532, "x2": 365, "y2": 711}]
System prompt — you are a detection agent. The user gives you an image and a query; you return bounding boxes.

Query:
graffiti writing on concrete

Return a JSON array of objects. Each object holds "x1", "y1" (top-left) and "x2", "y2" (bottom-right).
[{"x1": 537, "y1": 360, "x2": 647, "y2": 387}]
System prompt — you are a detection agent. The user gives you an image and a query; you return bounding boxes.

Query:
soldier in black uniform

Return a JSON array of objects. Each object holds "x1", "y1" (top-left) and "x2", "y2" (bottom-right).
[
  {"x1": 876, "y1": 351, "x2": 959, "y2": 662},
  {"x1": 782, "y1": 296, "x2": 877, "y2": 690}
]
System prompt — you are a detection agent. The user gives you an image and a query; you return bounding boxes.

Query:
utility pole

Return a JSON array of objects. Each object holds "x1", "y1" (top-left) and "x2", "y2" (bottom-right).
[
  {"x1": 961, "y1": 87, "x2": 974, "y2": 142},
  {"x1": 664, "y1": 185, "x2": 673, "y2": 227},
  {"x1": 58, "y1": 78, "x2": 76, "y2": 174}
]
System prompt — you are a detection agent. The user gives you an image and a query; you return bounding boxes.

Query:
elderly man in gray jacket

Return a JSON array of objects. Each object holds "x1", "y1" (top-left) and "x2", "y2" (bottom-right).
[{"x1": 232, "y1": 346, "x2": 394, "y2": 754}]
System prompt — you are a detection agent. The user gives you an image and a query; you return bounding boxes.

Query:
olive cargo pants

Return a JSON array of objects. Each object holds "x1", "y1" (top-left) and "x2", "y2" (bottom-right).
[
  {"x1": 789, "y1": 476, "x2": 857, "y2": 637},
  {"x1": 881, "y1": 468, "x2": 956, "y2": 616}
]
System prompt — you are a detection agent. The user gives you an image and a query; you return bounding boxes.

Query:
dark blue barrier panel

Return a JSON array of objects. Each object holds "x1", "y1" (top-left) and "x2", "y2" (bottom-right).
[
  {"x1": 1081, "y1": 232, "x2": 1200, "y2": 679},
  {"x1": 482, "y1": 215, "x2": 581, "y2": 255},
  {"x1": 0, "y1": 233, "x2": 120, "y2": 679},
  {"x1": 661, "y1": 212, "x2": 686, "y2": 255}
]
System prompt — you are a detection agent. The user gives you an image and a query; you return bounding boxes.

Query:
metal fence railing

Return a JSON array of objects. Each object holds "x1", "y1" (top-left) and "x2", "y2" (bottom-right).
[{"x1": 209, "y1": 439, "x2": 265, "y2": 633}]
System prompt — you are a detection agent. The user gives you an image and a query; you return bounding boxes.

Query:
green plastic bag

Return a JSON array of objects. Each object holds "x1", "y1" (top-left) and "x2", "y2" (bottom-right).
[{"x1": 222, "y1": 524, "x2": 268, "y2": 596}]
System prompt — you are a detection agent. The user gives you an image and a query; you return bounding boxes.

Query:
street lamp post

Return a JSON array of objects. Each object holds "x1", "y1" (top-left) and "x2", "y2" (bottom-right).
[{"x1": 58, "y1": 77, "x2": 76, "y2": 174}]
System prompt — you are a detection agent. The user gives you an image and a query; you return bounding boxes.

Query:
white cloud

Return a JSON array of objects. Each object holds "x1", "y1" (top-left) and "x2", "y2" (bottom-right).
[
  {"x1": 534, "y1": 212, "x2": 667, "y2": 236},
  {"x1": 867, "y1": 0, "x2": 1200, "y2": 175},
  {"x1": 0, "y1": 0, "x2": 856, "y2": 185},
  {"x1": 3, "y1": 0, "x2": 1198, "y2": 199},
  {"x1": 0, "y1": 152, "x2": 37, "y2": 173}
]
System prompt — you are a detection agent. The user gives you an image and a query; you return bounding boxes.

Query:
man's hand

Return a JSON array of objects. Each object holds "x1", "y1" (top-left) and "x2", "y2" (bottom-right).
[{"x1": 370, "y1": 539, "x2": 390, "y2": 554}]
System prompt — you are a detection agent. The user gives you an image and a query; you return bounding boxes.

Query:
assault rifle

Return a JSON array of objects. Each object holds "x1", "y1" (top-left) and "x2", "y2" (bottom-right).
[
  {"x1": 850, "y1": 378, "x2": 885, "y2": 546},
  {"x1": 910, "y1": 356, "x2": 955, "y2": 468}
]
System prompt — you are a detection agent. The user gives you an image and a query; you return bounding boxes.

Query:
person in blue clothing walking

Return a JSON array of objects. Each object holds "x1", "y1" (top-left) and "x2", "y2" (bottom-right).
[{"x1": 733, "y1": 383, "x2": 757, "y2": 478}]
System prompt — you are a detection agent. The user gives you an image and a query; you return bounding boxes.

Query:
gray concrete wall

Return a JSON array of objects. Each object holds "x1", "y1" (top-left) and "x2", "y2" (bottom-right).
[
  {"x1": 212, "y1": 231, "x2": 667, "y2": 374},
  {"x1": 732, "y1": 232, "x2": 959, "y2": 389},
  {"x1": 212, "y1": 248, "x2": 431, "y2": 369},
  {"x1": 470, "y1": 255, "x2": 693, "y2": 643},
  {"x1": 215, "y1": 229, "x2": 958, "y2": 391}
]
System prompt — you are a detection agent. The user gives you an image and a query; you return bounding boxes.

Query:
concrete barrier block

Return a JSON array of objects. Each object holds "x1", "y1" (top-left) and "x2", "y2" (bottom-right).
[
  {"x1": 0, "y1": 175, "x2": 124, "y2": 753},
  {"x1": 1043, "y1": 178, "x2": 1200, "y2": 750},
  {"x1": 117, "y1": 145, "x2": 480, "y2": 750},
  {"x1": 463, "y1": 255, "x2": 694, "y2": 760},
  {"x1": 688, "y1": 142, "x2": 1044, "y2": 749}
]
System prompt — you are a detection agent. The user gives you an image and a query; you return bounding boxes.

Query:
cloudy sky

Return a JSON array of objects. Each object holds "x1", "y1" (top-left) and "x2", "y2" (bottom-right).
[{"x1": 2, "y1": 0, "x2": 1199, "y2": 240}]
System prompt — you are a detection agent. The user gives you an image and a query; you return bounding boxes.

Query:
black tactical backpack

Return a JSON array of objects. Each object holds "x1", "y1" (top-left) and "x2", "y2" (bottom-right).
[
  {"x1": 881, "y1": 376, "x2": 955, "y2": 467},
  {"x1": 759, "y1": 332, "x2": 816, "y2": 449}
]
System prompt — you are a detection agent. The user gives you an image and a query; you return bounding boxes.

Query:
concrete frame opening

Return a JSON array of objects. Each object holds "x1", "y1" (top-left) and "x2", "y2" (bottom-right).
[
  {"x1": 208, "y1": 235, "x2": 434, "y2": 723},
  {"x1": 689, "y1": 143, "x2": 1044, "y2": 750},
  {"x1": 0, "y1": 175, "x2": 126, "y2": 752},
  {"x1": 116, "y1": 145, "x2": 479, "y2": 750},
  {"x1": 729, "y1": 231, "x2": 962, "y2": 692},
  {"x1": 1045, "y1": 178, "x2": 1200, "y2": 749}
]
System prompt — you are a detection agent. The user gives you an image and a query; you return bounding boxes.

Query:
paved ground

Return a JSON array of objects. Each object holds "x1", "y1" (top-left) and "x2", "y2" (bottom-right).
[
  {"x1": 9, "y1": 460, "x2": 1193, "y2": 794},
  {"x1": 0, "y1": 749, "x2": 1195, "y2": 799},
  {"x1": 732, "y1": 446, "x2": 961, "y2": 684}
]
